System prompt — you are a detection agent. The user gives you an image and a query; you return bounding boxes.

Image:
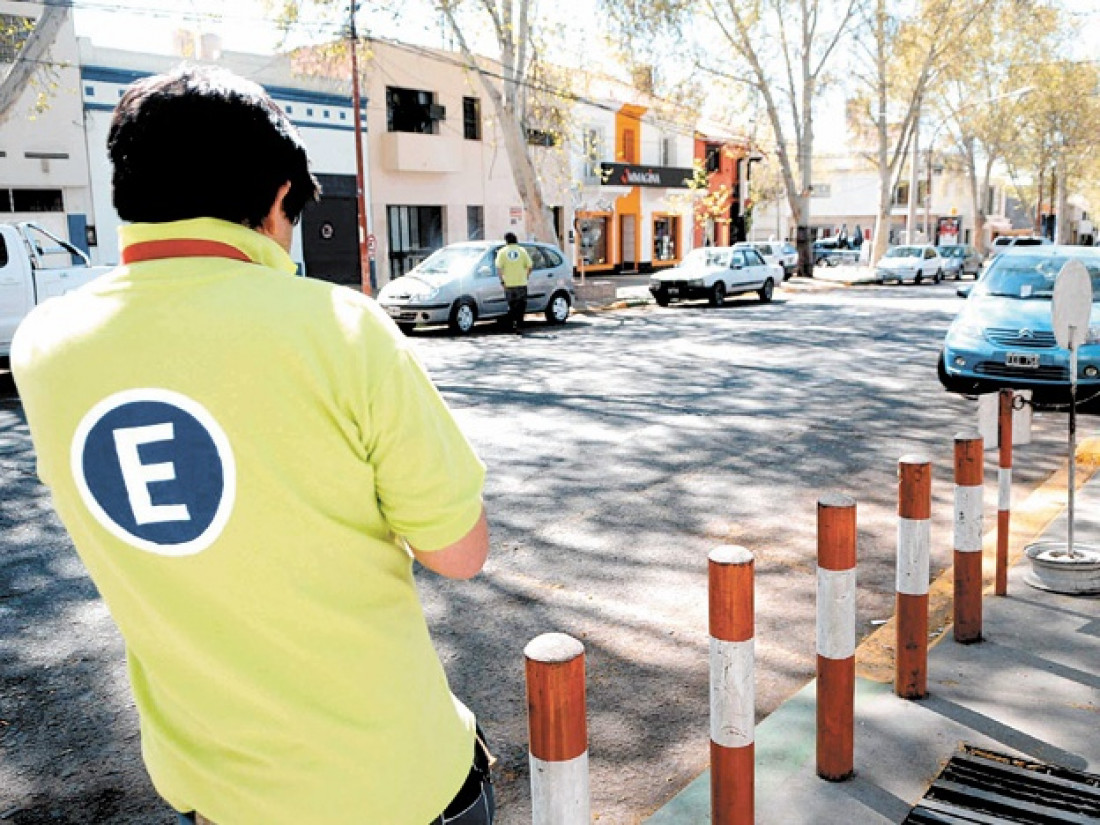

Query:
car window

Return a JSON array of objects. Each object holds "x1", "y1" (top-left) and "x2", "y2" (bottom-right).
[
  {"x1": 540, "y1": 246, "x2": 563, "y2": 268},
  {"x1": 523, "y1": 244, "x2": 547, "y2": 270},
  {"x1": 925, "y1": 248, "x2": 935, "y2": 259},
  {"x1": 757, "y1": 244, "x2": 772, "y2": 255},
  {"x1": 1014, "y1": 238, "x2": 1044, "y2": 247},
  {"x1": 746, "y1": 249, "x2": 765, "y2": 266},
  {"x1": 978, "y1": 254, "x2": 1100, "y2": 299}
]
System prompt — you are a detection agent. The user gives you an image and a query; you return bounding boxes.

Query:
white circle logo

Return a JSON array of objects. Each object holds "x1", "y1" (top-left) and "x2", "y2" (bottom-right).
[{"x1": 70, "y1": 389, "x2": 236, "y2": 557}]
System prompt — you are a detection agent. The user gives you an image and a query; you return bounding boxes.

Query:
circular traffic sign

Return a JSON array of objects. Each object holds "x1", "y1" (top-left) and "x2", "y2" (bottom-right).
[{"x1": 1052, "y1": 259, "x2": 1093, "y2": 350}]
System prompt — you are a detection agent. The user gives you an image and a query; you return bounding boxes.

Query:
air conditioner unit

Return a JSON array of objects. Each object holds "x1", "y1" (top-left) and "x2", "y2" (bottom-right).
[{"x1": 428, "y1": 104, "x2": 446, "y2": 121}]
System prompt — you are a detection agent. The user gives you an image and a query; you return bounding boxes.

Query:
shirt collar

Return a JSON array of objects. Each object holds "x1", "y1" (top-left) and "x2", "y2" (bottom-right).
[{"x1": 118, "y1": 218, "x2": 298, "y2": 276}]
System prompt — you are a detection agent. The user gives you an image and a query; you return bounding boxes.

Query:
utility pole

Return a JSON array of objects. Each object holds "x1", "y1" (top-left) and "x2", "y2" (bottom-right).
[{"x1": 349, "y1": 3, "x2": 372, "y2": 295}]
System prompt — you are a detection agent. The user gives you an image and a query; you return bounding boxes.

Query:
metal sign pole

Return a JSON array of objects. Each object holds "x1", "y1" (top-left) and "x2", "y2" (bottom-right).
[{"x1": 1068, "y1": 334, "x2": 1078, "y2": 559}]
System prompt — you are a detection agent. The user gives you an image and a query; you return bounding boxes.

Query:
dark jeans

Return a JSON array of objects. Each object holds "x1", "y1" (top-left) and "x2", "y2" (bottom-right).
[
  {"x1": 504, "y1": 286, "x2": 527, "y2": 329},
  {"x1": 176, "y1": 730, "x2": 494, "y2": 825}
]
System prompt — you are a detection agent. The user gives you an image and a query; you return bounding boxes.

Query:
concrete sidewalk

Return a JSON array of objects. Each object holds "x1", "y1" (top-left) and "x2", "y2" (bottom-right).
[{"x1": 647, "y1": 467, "x2": 1100, "y2": 823}]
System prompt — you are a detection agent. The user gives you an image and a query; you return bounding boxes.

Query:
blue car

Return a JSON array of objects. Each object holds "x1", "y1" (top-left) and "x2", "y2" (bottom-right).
[{"x1": 938, "y1": 245, "x2": 1100, "y2": 399}]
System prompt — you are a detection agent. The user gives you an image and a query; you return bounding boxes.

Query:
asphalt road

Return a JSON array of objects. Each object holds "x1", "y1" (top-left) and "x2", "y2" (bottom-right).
[{"x1": 0, "y1": 279, "x2": 1087, "y2": 824}]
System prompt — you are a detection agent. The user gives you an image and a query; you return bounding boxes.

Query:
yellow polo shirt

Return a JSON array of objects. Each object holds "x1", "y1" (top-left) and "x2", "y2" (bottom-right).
[
  {"x1": 494, "y1": 243, "x2": 532, "y2": 287},
  {"x1": 12, "y1": 218, "x2": 485, "y2": 824}
]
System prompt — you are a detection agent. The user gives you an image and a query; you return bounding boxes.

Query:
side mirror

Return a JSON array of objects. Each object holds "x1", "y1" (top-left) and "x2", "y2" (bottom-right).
[{"x1": 957, "y1": 285, "x2": 972, "y2": 298}]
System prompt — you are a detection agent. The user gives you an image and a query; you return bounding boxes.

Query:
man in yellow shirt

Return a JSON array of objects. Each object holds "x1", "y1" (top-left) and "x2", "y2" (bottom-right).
[
  {"x1": 12, "y1": 66, "x2": 494, "y2": 825},
  {"x1": 494, "y1": 232, "x2": 533, "y2": 332}
]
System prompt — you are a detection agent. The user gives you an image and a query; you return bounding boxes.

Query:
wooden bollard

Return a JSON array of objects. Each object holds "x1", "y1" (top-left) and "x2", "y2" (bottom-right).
[
  {"x1": 816, "y1": 494, "x2": 856, "y2": 782},
  {"x1": 896, "y1": 456, "x2": 931, "y2": 699},
  {"x1": 954, "y1": 431, "x2": 984, "y2": 644},
  {"x1": 709, "y1": 546, "x2": 755, "y2": 825},
  {"x1": 524, "y1": 633, "x2": 590, "y2": 825},
  {"x1": 996, "y1": 389, "x2": 1013, "y2": 596}
]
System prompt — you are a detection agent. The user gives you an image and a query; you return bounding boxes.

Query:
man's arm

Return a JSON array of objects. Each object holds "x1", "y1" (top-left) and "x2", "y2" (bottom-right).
[{"x1": 410, "y1": 506, "x2": 489, "y2": 580}]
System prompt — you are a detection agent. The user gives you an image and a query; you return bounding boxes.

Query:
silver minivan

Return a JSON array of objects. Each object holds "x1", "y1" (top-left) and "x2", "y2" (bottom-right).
[{"x1": 377, "y1": 241, "x2": 575, "y2": 334}]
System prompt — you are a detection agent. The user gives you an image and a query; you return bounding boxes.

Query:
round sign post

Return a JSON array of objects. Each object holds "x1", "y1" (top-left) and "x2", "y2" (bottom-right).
[{"x1": 1051, "y1": 260, "x2": 1092, "y2": 561}]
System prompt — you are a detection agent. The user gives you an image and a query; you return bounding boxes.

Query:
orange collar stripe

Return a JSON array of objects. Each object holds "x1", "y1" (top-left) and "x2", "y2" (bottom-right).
[{"x1": 121, "y1": 239, "x2": 253, "y2": 265}]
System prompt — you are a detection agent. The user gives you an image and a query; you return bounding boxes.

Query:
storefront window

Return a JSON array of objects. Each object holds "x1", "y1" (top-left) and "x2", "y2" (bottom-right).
[
  {"x1": 577, "y1": 214, "x2": 610, "y2": 266},
  {"x1": 653, "y1": 215, "x2": 680, "y2": 262}
]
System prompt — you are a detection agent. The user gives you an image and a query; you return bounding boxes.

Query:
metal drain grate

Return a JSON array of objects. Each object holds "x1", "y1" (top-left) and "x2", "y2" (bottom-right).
[{"x1": 905, "y1": 745, "x2": 1100, "y2": 823}]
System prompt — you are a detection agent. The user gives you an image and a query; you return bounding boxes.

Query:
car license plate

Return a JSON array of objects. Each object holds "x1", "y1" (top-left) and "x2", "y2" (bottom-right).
[
  {"x1": 1006, "y1": 352, "x2": 1039, "y2": 369},
  {"x1": 667, "y1": 287, "x2": 679, "y2": 296}
]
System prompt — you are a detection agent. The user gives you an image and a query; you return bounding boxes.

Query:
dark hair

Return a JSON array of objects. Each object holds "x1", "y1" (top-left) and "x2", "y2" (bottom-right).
[
  {"x1": 108, "y1": 65, "x2": 319, "y2": 227},
  {"x1": 504, "y1": 232, "x2": 518, "y2": 244}
]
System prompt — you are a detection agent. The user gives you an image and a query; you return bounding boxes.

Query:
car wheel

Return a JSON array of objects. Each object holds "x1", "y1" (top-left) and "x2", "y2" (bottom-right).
[
  {"x1": 933, "y1": 268, "x2": 942, "y2": 284},
  {"x1": 710, "y1": 281, "x2": 726, "y2": 307},
  {"x1": 448, "y1": 298, "x2": 477, "y2": 334},
  {"x1": 654, "y1": 289, "x2": 670, "y2": 307},
  {"x1": 914, "y1": 271, "x2": 923, "y2": 284},
  {"x1": 397, "y1": 322, "x2": 415, "y2": 335},
  {"x1": 544, "y1": 291, "x2": 571, "y2": 324},
  {"x1": 758, "y1": 277, "x2": 774, "y2": 303}
]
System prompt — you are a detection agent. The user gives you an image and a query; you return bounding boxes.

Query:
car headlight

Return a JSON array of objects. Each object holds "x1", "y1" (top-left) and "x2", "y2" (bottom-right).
[{"x1": 949, "y1": 322, "x2": 985, "y2": 345}]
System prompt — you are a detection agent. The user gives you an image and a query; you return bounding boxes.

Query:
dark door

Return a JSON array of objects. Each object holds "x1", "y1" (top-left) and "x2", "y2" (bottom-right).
[{"x1": 301, "y1": 174, "x2": 360, "y2": 289}]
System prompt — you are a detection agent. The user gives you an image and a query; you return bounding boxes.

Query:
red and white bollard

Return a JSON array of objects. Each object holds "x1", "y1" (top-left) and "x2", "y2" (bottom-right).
[
  {"x1": 896, "y1": 455, "x2": 931, "y2": 699},
  {"x1": 524, "y1": 633, "x2": 590, "y2": 825},
  {"x1": 708, "y1": 546, "x2": 755, "y2": 825},
  {"x1": 954, "y1": 431, "x2": 984, "y2": 644},
  {"x1": 996, "y1": 389, "x2": 1013, "y2": 596},
  {"x1": 816, "y1": 494, "x2": 856, "y2": 782}
]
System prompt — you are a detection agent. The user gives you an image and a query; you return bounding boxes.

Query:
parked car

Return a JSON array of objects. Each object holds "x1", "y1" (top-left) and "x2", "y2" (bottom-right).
[
  {"x1": 812, "y1": 238, "x2": 844, "y2": 267},
  {"x1": 376, "y1": 240, "x2": 574, "y2": 334},
  {"x1": 739, "y1": 241, "x2": 797, "y2": 279},
  {"x1": 938, "y1": 245, "x2": 1100, "y2": 398},
  {"x1": 936, "y1": 244, "x2": 983, "y2": 280},
  {"x1": 648, "y1": 246, "x2": 781, "y2": 306},
  {"x1": 988, "y1": 235, "x2": 1051, "y2": 259},
  {"x1": 1, "y1": 222, "x2": 111, "y2": 367},
  {"x1": 875, "y1": 244, "x2": 945, "y2": 284}
]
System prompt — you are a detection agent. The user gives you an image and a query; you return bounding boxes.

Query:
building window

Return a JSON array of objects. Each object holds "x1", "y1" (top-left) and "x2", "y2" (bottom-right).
[
  {"x1": 577, "y1": 213, "x2": 610, "y2": 266},
  {"x1": 386, "y1": 86, "x2": 443, "y2": 135},
  {"x1": 286, "y1": 105, "x2": 293, "y2": 114},
  {"x1": 339, "y1": 111, "x2": 346, "y2": 120},
  {"x1": 893, "y1": 181, "x2": 929, "y2": 208},
  {"x1": 84, "y1": 85, "x2": 95, "y2": 97},
  {"x1": 463, "y1": 97, "x2": 481, "y2": 140},
  {"x1": 306, "y1": 108, "x2": 314, "y2": 116},
  {"x1": 653, "y1": 215, "x2": 681, "y2": 262},
  {"x1": 387, "y1": 205, "x2": 444, "y2": 278},
  {"x1": 621, "y1": 128, "x2": 636, "y2": 163},
  {"x1": 0, "y1": 14, "x2": 33, "y2": 63},
  {"x1": 466, "y1": 205, "x2": 484, "y2": 240},
  {"x1": 660, "y1": 136, "x2": 675, "y2": 167},
  {"x1": 704, "y1": 143, "x2": 722, "y2": 174},
  {"x1": 0, "y1": 188, "x2": 63, "y2": 212}
]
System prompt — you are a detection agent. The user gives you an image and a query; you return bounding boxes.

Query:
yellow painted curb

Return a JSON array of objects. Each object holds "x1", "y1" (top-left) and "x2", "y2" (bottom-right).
[{"x1": 855, "y1": 435, "x2": 1100, "y2": 684}]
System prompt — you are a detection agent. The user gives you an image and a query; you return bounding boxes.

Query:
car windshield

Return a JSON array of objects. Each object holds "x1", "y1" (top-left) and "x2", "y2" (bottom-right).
[
  {"x1": 938, "y1": 246, "x2": 964, "y2": 258},
  {"x1": 410, "y1": 246, "x2": 487, "y2": 285},
  {"x1": 886, "y1": 246, "x2": 921, "y2": 258},
  {"x1": 681, "y1": 248, "x2": 732, "y2": 269},
  {"x1": 977, "y1": 254, "x2": 1100, "y2": 300}
]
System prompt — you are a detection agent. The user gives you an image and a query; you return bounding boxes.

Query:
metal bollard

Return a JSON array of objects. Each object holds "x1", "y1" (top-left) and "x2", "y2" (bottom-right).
[
  {"x1": 996, "y1": 389, "x2": 1013, "y2": 596},
  {"x1": 954, "y1": 431, "x2": 984, "y2": 644},
  {"x1": 524, "y1": 633, "x2": 590, "y2": 825},
  {"x1": 896, "y1": 455, "x2": 931, "y2": 699},
  {"x1": 816, "y1": 494, "x2": 856, "y2": 782},
  {"x1": 709, "y1": 546, "x2": 755, "y2": 825}
]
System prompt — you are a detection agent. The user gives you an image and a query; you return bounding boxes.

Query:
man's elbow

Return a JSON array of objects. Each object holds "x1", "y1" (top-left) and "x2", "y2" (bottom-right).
[{"x1": 412, "y1": 508, "x2": 490, "y2": 580}]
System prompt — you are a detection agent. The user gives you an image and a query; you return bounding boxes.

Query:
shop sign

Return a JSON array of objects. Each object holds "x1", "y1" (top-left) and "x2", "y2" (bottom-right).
[{"x1": 599, "y1": 162, "x2": 694, "y2": 189}]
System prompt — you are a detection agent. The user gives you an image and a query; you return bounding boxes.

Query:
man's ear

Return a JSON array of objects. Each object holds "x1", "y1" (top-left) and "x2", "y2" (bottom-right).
[{"x1": 257, "y1": 181, "x2": 294, "y2": 251}]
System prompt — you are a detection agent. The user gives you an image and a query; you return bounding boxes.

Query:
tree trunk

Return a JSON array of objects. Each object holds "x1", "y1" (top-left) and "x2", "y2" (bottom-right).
[{"x1": 0, "y1": 5, "x2": 67, "y2": 126}]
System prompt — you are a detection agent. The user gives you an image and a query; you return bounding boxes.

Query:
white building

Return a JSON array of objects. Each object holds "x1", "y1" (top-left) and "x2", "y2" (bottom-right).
[{"x1": 751, "y1": 150, "x2": 1017, "y2": 253}]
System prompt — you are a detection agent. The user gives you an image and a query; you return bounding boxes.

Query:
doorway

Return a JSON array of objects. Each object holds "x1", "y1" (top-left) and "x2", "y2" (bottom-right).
[{"x1": 619, "y1": 214, "x2": 636, "y2": 272}]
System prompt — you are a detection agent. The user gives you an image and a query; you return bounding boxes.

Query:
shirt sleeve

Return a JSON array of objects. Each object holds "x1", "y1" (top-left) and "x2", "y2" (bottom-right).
[{"x1": 366, "y1": 344, "x2": 486, "y2": 553}]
